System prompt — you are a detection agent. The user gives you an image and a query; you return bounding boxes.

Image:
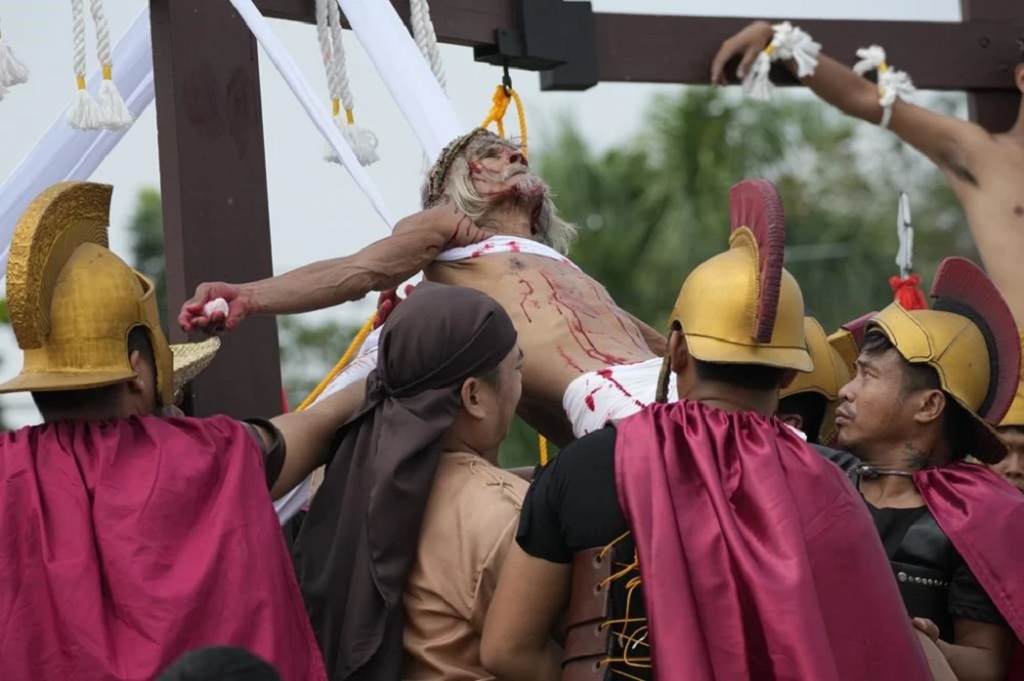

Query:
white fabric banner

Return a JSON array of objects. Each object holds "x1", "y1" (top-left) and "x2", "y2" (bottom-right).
[{"x1": 337, "y1": 0, "x2": 463, "y2": 163}]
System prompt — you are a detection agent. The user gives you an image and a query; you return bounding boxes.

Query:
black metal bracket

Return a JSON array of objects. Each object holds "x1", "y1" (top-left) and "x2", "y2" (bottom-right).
[{"x1": 473, "y1": 0, "x2": 598, "y2": 91}]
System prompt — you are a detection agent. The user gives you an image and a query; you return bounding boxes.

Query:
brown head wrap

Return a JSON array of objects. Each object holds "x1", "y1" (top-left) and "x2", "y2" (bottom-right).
[{"x1": 293, "y1": 282, "x2": 518, "y2": 681}]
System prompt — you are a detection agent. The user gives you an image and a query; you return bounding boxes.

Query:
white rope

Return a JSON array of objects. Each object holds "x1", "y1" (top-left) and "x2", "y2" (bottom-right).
[
  {"x1": 853, "y1": 45, "x2": 915, "y2": 129},
  {"x1": 742, "y1": 21, "x2": 820, "y2": 102},
  {"x1": 67, "y1": 0, "x2": 100, "y2": 130},
  {"x1": 895, "y1": 192, "x2": 913, "y2": 278},
  {"x1": 409, "y1": 0, "x2": 446, "y2": 92},
  {"x1": 0, "y1": 16, "x2": 30, "y2": 91},
  {"x1": 315, "y1": 0, "x2": 378, "y2": 166},
  {"x1": 89, "y1": 0, "x2": 133, "y2": 130}
]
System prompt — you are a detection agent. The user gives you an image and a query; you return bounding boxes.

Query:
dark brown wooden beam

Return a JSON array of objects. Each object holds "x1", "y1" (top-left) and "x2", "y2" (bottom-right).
[
  {"x1": 255, "y1": 0, "x2": 1021, "y2": 93},
  {"x1": 150, "y1": 0, "x2": 284, "y2": 420},
  {"x1": 961, "y1": 0, "x2": 1021, "y2": 131}
]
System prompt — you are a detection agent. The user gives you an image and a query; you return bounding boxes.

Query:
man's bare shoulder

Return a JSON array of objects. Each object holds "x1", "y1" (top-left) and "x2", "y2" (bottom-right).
[{"x1": 392, "y1": 203, "x2": 490, "y2": 250}]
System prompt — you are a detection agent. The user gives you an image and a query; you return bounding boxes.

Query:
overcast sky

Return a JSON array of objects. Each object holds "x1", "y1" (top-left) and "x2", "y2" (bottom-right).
[{"x1": 0, "y1": 0, "x2": 960, "y2": 424}]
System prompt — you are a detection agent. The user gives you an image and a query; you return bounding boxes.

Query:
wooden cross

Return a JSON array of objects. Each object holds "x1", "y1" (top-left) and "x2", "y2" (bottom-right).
[{"x1": 149, "y1": 0, "x2": 1021, "y2": 417}]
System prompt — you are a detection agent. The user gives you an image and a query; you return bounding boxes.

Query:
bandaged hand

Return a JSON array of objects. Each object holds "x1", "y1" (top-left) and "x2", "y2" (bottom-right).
[{"x1": 179, "y1": 282, "x2": 252, "y2": 334}]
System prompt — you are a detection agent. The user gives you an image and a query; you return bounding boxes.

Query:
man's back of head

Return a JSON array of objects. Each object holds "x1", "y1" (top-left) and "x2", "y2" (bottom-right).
[{"x1": 656, "y1": 179, "x2": 812, "y2": 409}]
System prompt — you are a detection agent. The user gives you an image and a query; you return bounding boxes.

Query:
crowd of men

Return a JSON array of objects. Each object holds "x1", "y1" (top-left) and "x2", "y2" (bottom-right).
[{"x1": 1, "y1": 18, "x2": 1024, "y2": 681}]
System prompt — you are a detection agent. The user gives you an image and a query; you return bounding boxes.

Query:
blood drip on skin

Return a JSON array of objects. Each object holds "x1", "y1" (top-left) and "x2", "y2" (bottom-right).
[
  {"x1": 588, "y1": 280, "x2": 648, "y2": 352},
  {"x1": 517, "y1": 277, "x2": 536, "y2": 323},
  {"x1": 557, "y1": 347, "x2": 584, "y2": 373},
  {"x1": 539, "y1": 271, "x2": 630, "y2": 366}
]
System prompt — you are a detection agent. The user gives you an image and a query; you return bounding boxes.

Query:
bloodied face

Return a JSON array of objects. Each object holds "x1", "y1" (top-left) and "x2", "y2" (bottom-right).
[{"x1": 465, "y1": 138, "x2": 548, "y2": 204}]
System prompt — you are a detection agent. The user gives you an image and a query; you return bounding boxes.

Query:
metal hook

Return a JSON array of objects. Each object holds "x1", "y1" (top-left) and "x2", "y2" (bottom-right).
[{"x1": 502, "y1": 62, "x2": 513, "y2": 94}]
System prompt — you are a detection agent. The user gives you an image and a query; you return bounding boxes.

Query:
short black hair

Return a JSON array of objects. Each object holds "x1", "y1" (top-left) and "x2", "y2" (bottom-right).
[
  {"x1": 156, "y1": 646, "x2": 281, "y2": 681},
  {"x1": 692, "y1": 358, "x2": 789, "y2": 392},
  {"x1": 860, "y1": 329, "x2": 974, "y2": 459},
  {"x1": 778, "y1": 392, "x2": 828, "y2": 444},
  {"x1": 32, "y1": 326, "x2": 156, "y2": 417}
]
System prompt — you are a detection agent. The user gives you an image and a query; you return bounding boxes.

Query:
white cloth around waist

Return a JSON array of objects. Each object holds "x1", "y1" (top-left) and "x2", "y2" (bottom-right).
[{"x1": 562, "y1": 358, "x2": 678, "y2": 439}]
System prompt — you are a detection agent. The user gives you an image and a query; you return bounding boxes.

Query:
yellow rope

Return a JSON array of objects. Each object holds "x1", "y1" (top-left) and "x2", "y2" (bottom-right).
[
  {"x1": 539, "y1": 435, "x2": 549, "y2": 466},
  {"x1": 508, "y1": 87, "x2": 528, "y2": 158},
  {"x1": 296, "y1": 312, "x2": 377, "y2": 411},
  {"x1": 480, "y1": 85, "x2": 528, "y2": 158}
]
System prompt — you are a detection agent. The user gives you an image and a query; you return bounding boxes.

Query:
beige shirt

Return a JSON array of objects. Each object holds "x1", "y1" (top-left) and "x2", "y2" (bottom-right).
[{"x1": 403, "y1": 452, "x2": 528, "y2": 680}]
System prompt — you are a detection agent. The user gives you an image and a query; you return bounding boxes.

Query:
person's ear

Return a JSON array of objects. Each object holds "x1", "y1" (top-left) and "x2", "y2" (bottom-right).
[
  {"x1": 668, "y1": 328, "x2": 690, "y2": 375},
  {"x1": 126, "y1": 349, "x2": 147, "y2": 397},
  {"x1": 460, "y1": 377, "x2": 487, "y2": 420},
  {"x1": 913, "y1": 389, "x2": 946, "y2": 426}
]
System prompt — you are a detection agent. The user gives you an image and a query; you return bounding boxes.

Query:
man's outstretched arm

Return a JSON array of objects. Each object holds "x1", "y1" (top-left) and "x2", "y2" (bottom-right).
[
  {"x1": 711, "y1": 22, "x2": 991, "y2": 191},
  {"x1": 179, "y1": 203, "x2": 488, "y2": 333}
]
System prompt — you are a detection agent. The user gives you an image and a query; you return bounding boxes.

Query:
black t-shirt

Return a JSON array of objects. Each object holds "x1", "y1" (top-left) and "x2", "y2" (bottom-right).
[{"x1": 517, "y1": 426, "x2": 650, "y2": 680}]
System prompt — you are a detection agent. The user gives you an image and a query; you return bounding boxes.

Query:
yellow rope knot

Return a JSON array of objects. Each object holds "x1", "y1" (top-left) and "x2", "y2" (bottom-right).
[{"x1": 480, "y1": 84, "x2": 529, "y2": 159}]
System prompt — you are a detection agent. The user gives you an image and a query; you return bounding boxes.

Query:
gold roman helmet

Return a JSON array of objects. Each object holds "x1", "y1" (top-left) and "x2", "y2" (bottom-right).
[
  {"x1": 826, "y1": 311, "x2": 876, "y2": 382},
  {"x1": 867, "y1": 257, "x2": 1021, "y2": 464},
  {"x1": 0, "y1": 182, "x2": 174, "y2": 405},
  {"x1": 658, "y1": 180, "x2": 811, "y2": 399},
  {"x1": 780, "y1": 315, "x2": 853, "y2": 442},
  {"x1": 997, "y1": 331, "x2": 1024, "y2": 428}
]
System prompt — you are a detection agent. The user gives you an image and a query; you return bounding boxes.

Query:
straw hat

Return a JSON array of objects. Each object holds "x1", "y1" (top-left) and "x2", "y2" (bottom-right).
[{"x1": 170, "y1": 336, "x2": 221, "y2": 400}]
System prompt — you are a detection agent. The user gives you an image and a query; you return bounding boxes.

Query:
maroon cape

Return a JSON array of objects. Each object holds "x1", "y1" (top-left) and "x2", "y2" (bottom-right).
[
  {"x1": 916, "y1": 463, "x2": 1024, "y2": 679},
  {"x1": 616, "y1": 401, "x2": 931, "y2": 681},
  {"x1": 0, "y1": 415, "x2": 326, "y2": 681}
]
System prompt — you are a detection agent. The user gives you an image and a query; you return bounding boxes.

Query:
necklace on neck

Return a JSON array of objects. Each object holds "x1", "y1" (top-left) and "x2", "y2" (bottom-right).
[{"x1": 853, "y1": 464, "x2": 916, "y2": 480}]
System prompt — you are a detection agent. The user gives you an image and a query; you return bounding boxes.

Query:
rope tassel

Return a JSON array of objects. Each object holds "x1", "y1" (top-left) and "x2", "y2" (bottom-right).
[
  {"x1": 67, "y1": 0, "x2": 100, "y2": 129},
  {"x1": 854, "y1": 45, "x2": 915, "y2": 129},
  {"x1": 742, "y1": 21, "x2": 820, "y2": 102},
  {"x1": 0, "y1": 16, "x2": 29, "y2": 95},
  {"x1": 316, "y1": 0, "x2": 379, "y2": 167},
  {"x1": 89, "y1": 0, "x2": 133, "y2": 129}
]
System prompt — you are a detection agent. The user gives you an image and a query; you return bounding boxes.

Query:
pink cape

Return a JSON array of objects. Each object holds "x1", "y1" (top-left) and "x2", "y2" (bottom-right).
[
  {"x1": 0, "y1": 415, "x2": 327, "y2": 681},
  {"x1": 916, "y1": 463, "x2": 1024, "y2": 679},
  {"x1": 616, "y1": 401, "x2": 931, "y2": 681}
]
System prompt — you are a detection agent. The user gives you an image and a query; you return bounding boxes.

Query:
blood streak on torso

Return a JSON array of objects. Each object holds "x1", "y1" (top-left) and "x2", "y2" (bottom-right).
[{"x1": 425, "y1": 249, "x2": 656, "y2": 421}]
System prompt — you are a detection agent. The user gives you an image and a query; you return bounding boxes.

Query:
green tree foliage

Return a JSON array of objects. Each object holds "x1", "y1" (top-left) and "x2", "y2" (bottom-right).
[
  {"x1": 278, "y1": 316, "x2": 358, "y2": 410},
  {"x1": 496, "y1": 87, "x2": 972, "y2": 467},
  {"x1": 127, "y1": 189, "x2": 169, "y2": 333}
]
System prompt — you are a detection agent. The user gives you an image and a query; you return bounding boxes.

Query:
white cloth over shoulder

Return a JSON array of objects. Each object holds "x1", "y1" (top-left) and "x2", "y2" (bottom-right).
[
  {"x1": 562, "y1": 358, "x2": 679, "y2": 439},
  {"x1": 435, "y1": 235, "x2": 580, "y2": 270}
]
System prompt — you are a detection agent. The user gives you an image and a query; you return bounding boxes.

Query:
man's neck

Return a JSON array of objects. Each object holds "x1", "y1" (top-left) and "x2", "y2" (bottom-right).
[
  {"x1": 481, "y1": 204, "x2": 534, "y2": 240},
  {"x1": 682, "y1": 382, "x2": 779, "y2": 417},
  {"x1": 856, "y1": 438, "x2": 950, "y2": 471}
]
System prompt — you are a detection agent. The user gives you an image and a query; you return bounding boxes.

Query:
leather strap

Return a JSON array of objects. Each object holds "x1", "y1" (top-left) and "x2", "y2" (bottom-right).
[{"x1": 562, "y1": 547, "x2": 613, "y2": 680}]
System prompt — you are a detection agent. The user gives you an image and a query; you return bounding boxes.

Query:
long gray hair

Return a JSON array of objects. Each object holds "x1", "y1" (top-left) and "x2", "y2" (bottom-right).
[{"x1": 421, "y1": 135, "x2": 577, "y2": 255}]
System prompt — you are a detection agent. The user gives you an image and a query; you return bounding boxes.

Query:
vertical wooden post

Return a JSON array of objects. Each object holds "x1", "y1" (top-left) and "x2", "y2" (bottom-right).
[
  {"x1": 149, "y1": 0, "x2": 283, "y2": 419},
  {"x1": 960, "y1": 0, "x2": 1021, "y2": 131}
]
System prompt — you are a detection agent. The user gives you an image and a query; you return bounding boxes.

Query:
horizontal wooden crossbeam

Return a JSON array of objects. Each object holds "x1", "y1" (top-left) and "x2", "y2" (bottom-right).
[{"x1": 255, "y1": 0, "x2": 1022, "y2": 92}]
